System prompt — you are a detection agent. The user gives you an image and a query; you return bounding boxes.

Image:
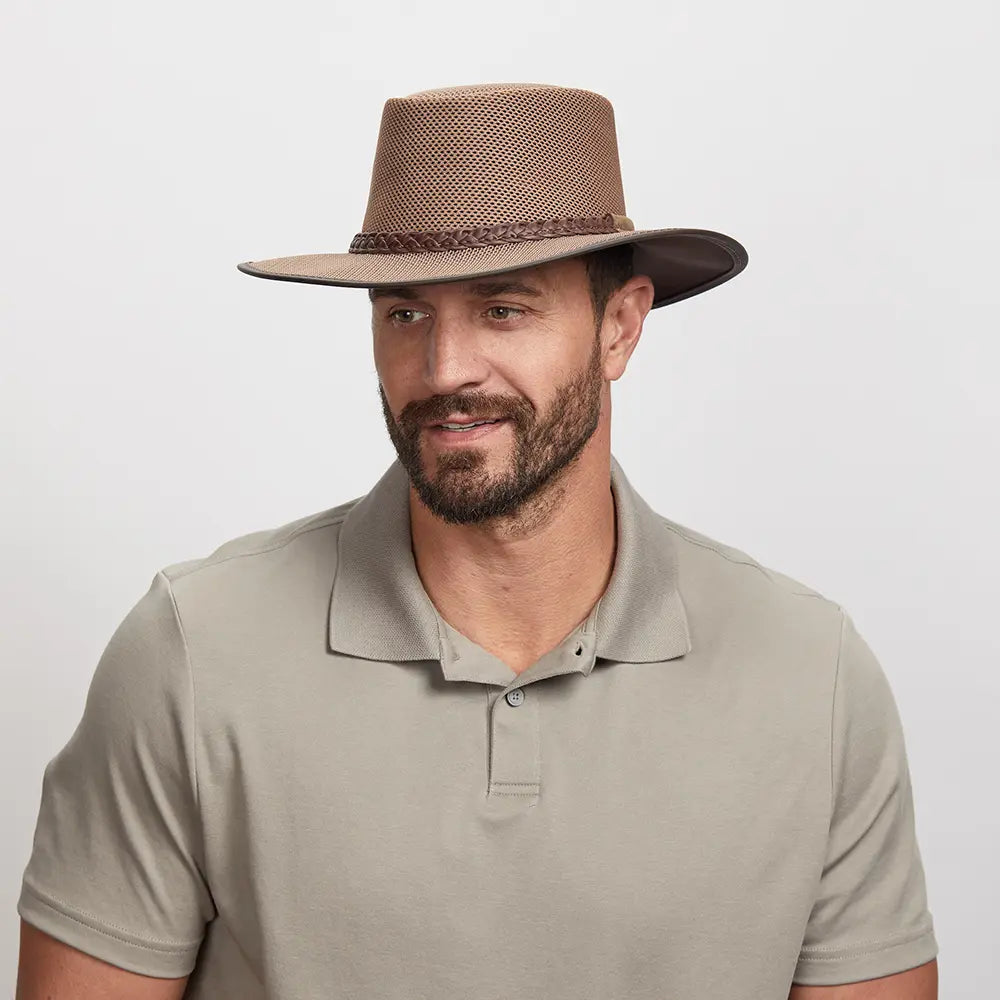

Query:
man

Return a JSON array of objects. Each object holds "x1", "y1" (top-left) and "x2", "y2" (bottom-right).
[{"x1": 16, "y1": 83, "x2": 938, "y2": 999}]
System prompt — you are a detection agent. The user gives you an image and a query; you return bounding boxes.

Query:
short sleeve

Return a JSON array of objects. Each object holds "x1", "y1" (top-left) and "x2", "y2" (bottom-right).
[
  {"x1": 792, "y1": 609, "x2": 938, "y2": 985},
  {"x1": 17, "y1": 570, "x2": 216, "y2": 978}
]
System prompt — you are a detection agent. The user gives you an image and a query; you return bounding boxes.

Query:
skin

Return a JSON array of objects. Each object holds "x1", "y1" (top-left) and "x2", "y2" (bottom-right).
[
  {"x1": 372, "y1": 255, "x2": 652, "y2": 673},
  {"x1": 16, "y1": 919, "x2": 189, "y2": 999},
  {"x1": 15, "y1": 254, "x2": 938, "y2": 997},
  {"x1": 788, "y1": 959, "x2": 938, "y2": 998}
]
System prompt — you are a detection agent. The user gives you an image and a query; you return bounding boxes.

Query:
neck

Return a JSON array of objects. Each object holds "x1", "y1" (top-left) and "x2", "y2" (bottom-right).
[{"x1": 408, "y1": 435, "x2": 617, "y2": 662}]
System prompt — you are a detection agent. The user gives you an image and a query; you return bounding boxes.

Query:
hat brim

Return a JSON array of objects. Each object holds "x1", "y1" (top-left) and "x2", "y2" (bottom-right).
[{"x1": 236, "y1": 227, "x2": 747, "y2": 309}]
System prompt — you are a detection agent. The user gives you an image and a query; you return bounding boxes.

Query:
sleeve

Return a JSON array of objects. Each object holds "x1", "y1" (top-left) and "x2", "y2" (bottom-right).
[
  {"x1": 792, "y1": 608, "x2": 938, "y2": 986},
  {"x1": 17, "y1": 570, "x2": 217, "y2": 978}
]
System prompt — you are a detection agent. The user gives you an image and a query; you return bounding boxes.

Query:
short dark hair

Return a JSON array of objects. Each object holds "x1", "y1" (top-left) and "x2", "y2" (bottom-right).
[{"x1": 583, "y1": 242, "x2": 635, "y2": 327}]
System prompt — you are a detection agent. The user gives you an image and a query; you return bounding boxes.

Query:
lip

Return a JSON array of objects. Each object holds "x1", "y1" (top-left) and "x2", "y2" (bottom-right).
[
  {"x1": 425, "y1": 415, "x2": 504, "y2": 428},
  {"x1": 426, "y1": 418, "x2": 510, "y2": 444}
]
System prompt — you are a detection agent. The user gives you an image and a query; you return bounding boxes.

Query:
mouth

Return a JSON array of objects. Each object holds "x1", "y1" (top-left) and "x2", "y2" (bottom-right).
[{"x1": 426, "y1": 417, "x2": 510, "y2": 443}]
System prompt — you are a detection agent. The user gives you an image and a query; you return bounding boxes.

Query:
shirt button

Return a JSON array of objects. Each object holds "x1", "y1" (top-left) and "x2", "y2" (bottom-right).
[{"x1": 505, "y1": 689, "x2": 525, "y2": 706}]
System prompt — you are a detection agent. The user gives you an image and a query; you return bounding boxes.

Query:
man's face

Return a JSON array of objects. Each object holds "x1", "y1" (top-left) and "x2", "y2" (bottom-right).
[{"x1": 371, "y1": 256, "x2": 609, "y2": 526}]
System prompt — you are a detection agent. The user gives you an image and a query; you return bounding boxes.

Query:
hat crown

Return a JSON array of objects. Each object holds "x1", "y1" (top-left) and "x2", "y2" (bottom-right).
[{"x1": 360, "y1": 82, "x2": 628, "y2": 234}]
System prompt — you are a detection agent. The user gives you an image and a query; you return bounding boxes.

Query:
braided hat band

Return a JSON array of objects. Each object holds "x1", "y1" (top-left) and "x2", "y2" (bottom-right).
[{"x1": 349, "y1": 214, "x2": 634, "y2": 254}]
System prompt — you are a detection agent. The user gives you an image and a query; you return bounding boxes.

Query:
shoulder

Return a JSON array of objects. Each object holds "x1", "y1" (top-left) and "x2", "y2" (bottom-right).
[
  {"x1": 659, "y1": 512, "x2": 834, "y2": 602},
  {"x1": 657, "y1": 512, "x2": 847, "y2": 671},
  {"x1": 159, "y1": 492, "x2": 364, "y2": 588},
  {"x1": 150, "y1": 492, "x2": 368, "y2": 647}
]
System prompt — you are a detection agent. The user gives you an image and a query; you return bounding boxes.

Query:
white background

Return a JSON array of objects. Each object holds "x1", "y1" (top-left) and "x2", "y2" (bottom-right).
[{"x1": 2, "y1": 0, "x2": 997, "y2": 994}]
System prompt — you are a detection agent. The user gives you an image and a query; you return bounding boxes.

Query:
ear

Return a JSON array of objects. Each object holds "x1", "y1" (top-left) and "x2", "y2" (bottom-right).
[{"x1": 602, "y1": 274, "x2": 655, "y2": 381}]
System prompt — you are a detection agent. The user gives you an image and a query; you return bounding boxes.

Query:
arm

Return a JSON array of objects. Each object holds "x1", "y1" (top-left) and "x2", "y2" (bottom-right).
[
  {"x1": 16, "y1": 921, "x2": 190, "y2": 1000},
  {"x1": 16, "y1": 571, "x2": 213, "y2": 981},
  {"x1": 791, "y1": 609, "x2": 938, "y2": 989},
  {"x1": 789, "y1": 957, "x2": 937, "y2": 998}
]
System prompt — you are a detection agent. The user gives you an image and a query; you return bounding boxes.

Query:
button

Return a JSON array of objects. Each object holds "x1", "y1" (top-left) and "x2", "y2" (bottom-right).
[{"x1": 505, "y1": 688, "x2": 525, "y2": 706}]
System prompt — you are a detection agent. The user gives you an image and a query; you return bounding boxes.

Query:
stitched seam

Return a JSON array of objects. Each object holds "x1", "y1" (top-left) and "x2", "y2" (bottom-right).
[
  {"x1": 798, "y1": 926, "x2": 936, "y2": 959},
  {"x1": 433, "y1": 613, "x2": 448, "y2": 671},
  {"x1": 160, "y1": 572, "x2": 205, "y2": 842},
  {"x1": 830, "y1": 606, "x2": 847, "y2": 819},
  {"x1": 20, "y1": 882, "x2": 201, "y2": 953},
  {"x1": 657, "y1": 515, "x2": 829, "y2": 600},
  {"x1": 535, "y1": 692, "x2": 542, "y2": 786},
  {"x1": 166, "y1": 512, "x2": 353, "y2": 582}
]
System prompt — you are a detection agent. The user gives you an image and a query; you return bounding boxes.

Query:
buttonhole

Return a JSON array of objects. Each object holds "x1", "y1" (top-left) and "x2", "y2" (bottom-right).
[{"x1": 575, "y1": 644, "x2": 583, "y2": 655}]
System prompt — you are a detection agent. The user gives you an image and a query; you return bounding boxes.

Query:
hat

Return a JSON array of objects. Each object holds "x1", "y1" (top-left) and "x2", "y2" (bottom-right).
[{"x1": 237, "y1": 82, "x2": 748, "y2": 309}]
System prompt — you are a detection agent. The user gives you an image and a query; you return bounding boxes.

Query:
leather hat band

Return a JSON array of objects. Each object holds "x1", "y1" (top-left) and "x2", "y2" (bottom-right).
[{"x1": 348, "y1": 213, "x2": 634, "y2": 254}]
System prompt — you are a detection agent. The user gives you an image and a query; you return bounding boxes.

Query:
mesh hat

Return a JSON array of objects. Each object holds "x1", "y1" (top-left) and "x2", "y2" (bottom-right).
[{"x1": 237, "y1": 82, "x2": 748, "y2": 309}]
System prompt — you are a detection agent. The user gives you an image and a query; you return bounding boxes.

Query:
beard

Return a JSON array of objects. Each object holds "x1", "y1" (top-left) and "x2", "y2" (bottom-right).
[{"x1": 378, "y1": 329, "x2": 605, "y2": 526}]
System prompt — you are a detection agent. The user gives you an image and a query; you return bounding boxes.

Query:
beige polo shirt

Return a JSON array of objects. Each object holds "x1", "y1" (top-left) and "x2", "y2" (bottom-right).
[{"x1": 18, "y1": 454, "x2": 938, "y2": 996}]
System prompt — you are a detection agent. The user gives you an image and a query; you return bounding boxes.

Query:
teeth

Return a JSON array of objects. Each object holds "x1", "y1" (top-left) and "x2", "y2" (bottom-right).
[{"x1": 440, "y1": 420, "x2": 497, "y2": 430}]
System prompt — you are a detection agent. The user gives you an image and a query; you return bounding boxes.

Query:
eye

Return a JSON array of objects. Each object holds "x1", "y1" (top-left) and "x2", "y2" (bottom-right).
[
  {"x1": 388, "y1": 308, "x2": 428, "y2": 325},
  {"x1": 486, "y1": 305, "x2": 524, "y2": 322}
]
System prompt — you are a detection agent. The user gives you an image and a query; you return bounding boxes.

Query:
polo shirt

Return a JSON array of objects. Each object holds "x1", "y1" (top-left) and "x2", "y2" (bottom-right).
[{"x1": 18, "y1": 454, "x2": 939, "y2": 997}]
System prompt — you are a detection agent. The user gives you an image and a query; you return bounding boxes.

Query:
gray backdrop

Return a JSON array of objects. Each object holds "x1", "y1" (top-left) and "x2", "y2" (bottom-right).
[{"x1": 3, "y1": 0, "x2": 997, "y2": 994}]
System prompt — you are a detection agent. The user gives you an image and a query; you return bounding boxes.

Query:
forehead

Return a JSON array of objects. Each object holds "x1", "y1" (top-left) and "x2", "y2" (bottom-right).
[{"x1": 367, "y1": 257, "x2": 586, "y2": 303}]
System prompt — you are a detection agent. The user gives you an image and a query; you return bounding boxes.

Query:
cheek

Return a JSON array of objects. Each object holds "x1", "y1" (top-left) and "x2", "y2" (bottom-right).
[
  {"x1": 495, "y1": 339, "x2": 583, "y2": 398},
  {"x1": 372, "y1": 342, "x2": 412, "y2": 393}
]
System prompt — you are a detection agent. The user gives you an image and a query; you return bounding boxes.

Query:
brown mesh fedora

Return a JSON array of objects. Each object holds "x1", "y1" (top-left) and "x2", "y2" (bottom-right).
[{"x1": 237, "y1": 82, "x2": 748, "y2": 309}]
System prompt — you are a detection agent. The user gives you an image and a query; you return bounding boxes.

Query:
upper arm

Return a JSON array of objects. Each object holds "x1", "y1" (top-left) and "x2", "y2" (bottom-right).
[
  {"x1": 789, "y1": 957, "x2": 937, "y2": 998},
  {"x1": 16, "y1": 571, "x2": 213, "y2": 977},
  {"x1": 792, "y1": 609, "x2": 938, "y2": 986},
  {"x1": 16, "y1": 920, "x2": 190, "y2": 1000}
]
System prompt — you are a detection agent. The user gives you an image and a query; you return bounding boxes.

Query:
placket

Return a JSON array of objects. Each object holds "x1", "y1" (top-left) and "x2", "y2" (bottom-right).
[
  {"x1": 481, "y1": 631, "x2": 597, "y2": 811},
  {"x1": 436, "y1": 614, "x2": 597, "y2": 811},
  {"x1": 487, "y1": 681, "x2": 541, "y2": 802}
]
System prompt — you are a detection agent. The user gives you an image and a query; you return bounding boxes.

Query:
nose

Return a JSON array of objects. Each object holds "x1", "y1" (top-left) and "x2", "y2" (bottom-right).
[{"x1": 422, "y1": 308, "x2": 489, "y2": 394}]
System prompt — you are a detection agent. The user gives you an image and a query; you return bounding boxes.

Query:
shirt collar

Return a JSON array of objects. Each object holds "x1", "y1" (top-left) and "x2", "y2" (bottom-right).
[{"x1": 328, "y1": 454, "x2": 692, "y2": 679}]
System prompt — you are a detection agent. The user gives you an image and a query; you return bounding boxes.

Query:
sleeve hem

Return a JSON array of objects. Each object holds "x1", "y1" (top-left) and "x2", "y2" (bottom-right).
[
  {"x1": 17, "y1": 881, "x2": 201, "y2": 979},
  {"x1": 792, "y1": 926, "x2": 938, "y2": 986}
]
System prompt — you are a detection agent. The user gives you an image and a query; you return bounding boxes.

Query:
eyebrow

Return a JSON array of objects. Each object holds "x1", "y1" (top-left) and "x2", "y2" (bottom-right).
[{"x1": 368, "y1": 279, "x2": 545, "y2": 303}]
